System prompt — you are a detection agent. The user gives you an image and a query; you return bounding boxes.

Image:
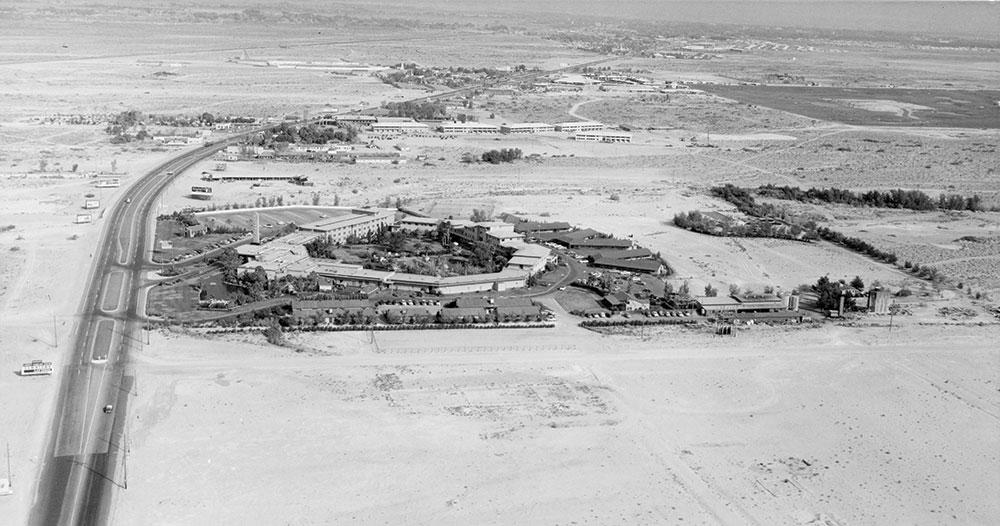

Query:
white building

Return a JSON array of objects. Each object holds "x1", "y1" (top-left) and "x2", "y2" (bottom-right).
[
  {"x1": 499, "y1": 123, "x2": 555, "y2": 134},
  {"x1": 555, "y1": 121, "x2": 605, "y2": 133},
  {"x1": 574, "y1": 131, "x2": 633, "y2": 144},
  {"x1": 298, "y1": 208, "x2": 396, "y2": 244},
  {"x1": 371, "y1": 120, "x2": 430, "y2": 133},
  {"x1": 437, "y1": 122, "x2": 499, "y2": 134}
]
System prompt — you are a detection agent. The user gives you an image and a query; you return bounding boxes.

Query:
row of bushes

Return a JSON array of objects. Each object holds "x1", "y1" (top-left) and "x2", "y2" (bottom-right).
[
  {"x1": 816, "y1": 227, "x2": 899, "y2": 264},
  {"x1": 710, "y1": 184, "x2": 781, "y2": 218},
  {"x1": 205, "y1": 322, "x2": 555, "y2": 334},
  {"x1": 708, "y1": 185, "x2": 949, "y2": 283},
  {"x1": 756, "y1": 184, "x2": 987, "y2": 212},
  {"x1": 579, "y1": 318, "x2": 696, "y2": 328}
]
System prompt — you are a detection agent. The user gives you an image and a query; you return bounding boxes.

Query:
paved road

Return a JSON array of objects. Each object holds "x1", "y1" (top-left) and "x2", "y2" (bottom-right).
[{"x1": 28, "y1": 140, "x2": 240, "y2": 526}]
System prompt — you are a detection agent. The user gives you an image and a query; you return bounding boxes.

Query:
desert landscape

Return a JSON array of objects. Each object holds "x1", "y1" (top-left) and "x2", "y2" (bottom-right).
[{"x1": 1, "y1": 1, "x2": 998, "y2": 525}]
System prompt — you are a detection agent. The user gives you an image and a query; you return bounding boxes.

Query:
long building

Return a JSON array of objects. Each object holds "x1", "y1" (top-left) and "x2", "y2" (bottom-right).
[
  {"x1": 695, "y1": 293, "x2": 788, "y2": 316},
  {"x1": 297, "y1": 208, "x2": 395, "y2": 245},
  {"x1": 337, "y1": 115, "x2": 378, "y2": 125},
  {"x1": 437, "y1": 122, "x2": 499, "y2": 134},
  {"x1": 555, "y1": 121, "x2": 604, "y2": 133},
  {"x1": 371, "y1": 120, "x2": 430, "y2": 133},
  {"x1": 574, "y1": 131, "x2": 632, "y2": 143},
  {"x1": 499, "y1": 123, "x2": 555, "y2": 134}
]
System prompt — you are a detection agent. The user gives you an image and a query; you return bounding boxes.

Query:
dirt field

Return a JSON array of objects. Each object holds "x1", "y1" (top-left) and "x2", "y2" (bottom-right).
[{"x1": 114, "y1": 318, "x2": 1000, "y2": 526}]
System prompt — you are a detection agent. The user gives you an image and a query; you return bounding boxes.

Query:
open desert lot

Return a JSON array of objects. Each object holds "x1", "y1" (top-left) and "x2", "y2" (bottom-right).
[
  {"x1": 2, "y1": 2, "x2": 1000, "y2": 525},
  {"x1": 114, "y1": 321, "x2": 1000, "y2": 526}
]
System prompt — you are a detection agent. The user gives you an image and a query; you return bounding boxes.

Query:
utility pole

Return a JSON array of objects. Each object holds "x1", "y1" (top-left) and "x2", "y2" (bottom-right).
[
  {"x1": 2, "y1": 441, "x2": 12, "y2": 496},
  {"x1": 121, "y1": 432, "x2": 128, "y2": 490}
]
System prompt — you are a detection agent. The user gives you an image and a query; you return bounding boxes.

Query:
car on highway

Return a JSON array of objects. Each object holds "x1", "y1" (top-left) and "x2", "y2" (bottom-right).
[
  {"x1": 102, "y1": 404, "x2": 113, "y2": 414},
  {"x1": 125, "y1": 198, "x2": 131, "y2": 203}
]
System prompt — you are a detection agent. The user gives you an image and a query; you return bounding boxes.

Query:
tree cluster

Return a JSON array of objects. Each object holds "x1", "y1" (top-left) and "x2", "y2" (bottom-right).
[
  {"x1": 812, "y1": 275, "x2": 856, "y2": 311},
  {"x1": 383, "y1": 101, "x2": 448, "y2": 120},
  {"x1": 481, "y1": 148, "x2": 523, "y2": 164},
  {"x1": 469, "y1": 242, "x2": 509, "y2": 273},
  {"x1": 157, "y1": 210, "x2": 199, "y2": 227},
  {"x1": 673, "y1": 210, "x2": 815, "y2": 241},
  {"x1": 259, "y1": 123, "x2": 357, "y2": 146},
  {"x1": 756, "y1": 184, "x2": 984, "y2": 212},
  {"x1": 710, "y1": 184, "x2": 781, "y2": 218},
  {"x1": 470, "y1": 209, "x2": 490, "y2": 222}
]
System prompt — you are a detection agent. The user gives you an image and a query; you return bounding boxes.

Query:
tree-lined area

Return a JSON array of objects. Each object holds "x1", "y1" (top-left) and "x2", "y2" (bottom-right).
[{"x1": 756, "y1": 184, "x2": 988, "y2": 212}]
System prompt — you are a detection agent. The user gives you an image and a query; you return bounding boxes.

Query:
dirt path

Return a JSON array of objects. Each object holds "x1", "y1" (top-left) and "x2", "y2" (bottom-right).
[
  {"x1": 567, "y1": 98, "x2": 600, "y2": 120},
  {"x1": 698, "y1": 127, "x2": 853, "y2": 185}
]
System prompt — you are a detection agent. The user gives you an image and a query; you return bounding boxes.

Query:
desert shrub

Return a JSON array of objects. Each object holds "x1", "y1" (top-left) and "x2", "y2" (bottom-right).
[{"x1": 263, "y1": 321, "x2": 284, "y2": 345}]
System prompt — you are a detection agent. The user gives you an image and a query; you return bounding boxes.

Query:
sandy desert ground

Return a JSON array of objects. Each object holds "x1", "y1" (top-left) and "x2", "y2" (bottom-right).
[
  {"x1": 1, "y1": 5, "x2": 999, "y2": 526},
  {"x1": 110, "y1": 319, "x2": 1000, "y2": 526}
]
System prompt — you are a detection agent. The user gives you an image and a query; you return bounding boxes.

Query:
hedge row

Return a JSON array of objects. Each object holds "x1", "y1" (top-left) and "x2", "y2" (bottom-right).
[
  {"x1": 579, "y1": 318, "x2": 696, "y2": 328},
  {"x1": 205, "y1": 322, "x2": 555, "y2": 334}
]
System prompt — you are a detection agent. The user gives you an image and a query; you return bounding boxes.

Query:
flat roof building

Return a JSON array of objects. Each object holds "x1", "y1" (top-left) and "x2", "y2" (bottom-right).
[
  {"x1": 591, "y1": 257, "x2": 665, "y2": 274},
  {"x1": 568, "y1": 237, "x2": 632, "y2": 249},
  {"x1": 555, "y1": 121, "x2": 605, "y2": 132},
  {"x1": 695, "y1": 293, "x2": 789, "y2": 317},
  {"x1": 499, "y1": 123, "x2": 555, "y2": 134},
  {"x1": 371, "y1": 120, "x2": 430, "y2": 133},
  {"x1": 512, "y1": 221, "x2": 573, "y2": 234},
  {"x1": 298, "y1": 208, "x2": 395, "y2": 245},
  {"x1": 337, "y1": 115, "x2": 378, "y2": 124},
  {"x1": 437, "y1": 122, "x2": 499, "y2": 134},
  {"x1": 574, "y1": 131, "x2": 632, "y2": 143},
  {"x1": 397, "y1": 215, "x2": 441, "y2": 232}
]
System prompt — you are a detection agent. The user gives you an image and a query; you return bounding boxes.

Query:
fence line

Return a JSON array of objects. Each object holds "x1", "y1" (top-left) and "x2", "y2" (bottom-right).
[{"x1": 376, "y1": 344, "x2": 577, "y2": 354}]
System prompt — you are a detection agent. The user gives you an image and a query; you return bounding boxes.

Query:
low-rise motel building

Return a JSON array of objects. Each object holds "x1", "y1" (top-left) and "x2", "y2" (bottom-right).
[
  {"x1": 554, "y1": 121, "x2": 605, "y2": 133},
  {"x1": 437, "y1": 122, "x2": 500, "y2": 134},
  {"x1": 370, "y1": 118, "x2": 430, "y2": 133},
  {"x1": 236, "y1": 213, "x2": 553, "y2": 296},
  {"x1": 499, "y1": 123, "x2": 556, "y2": 134},
  {"x1": 573, "y1": 130, "x2": 632, "y2": 143}
]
